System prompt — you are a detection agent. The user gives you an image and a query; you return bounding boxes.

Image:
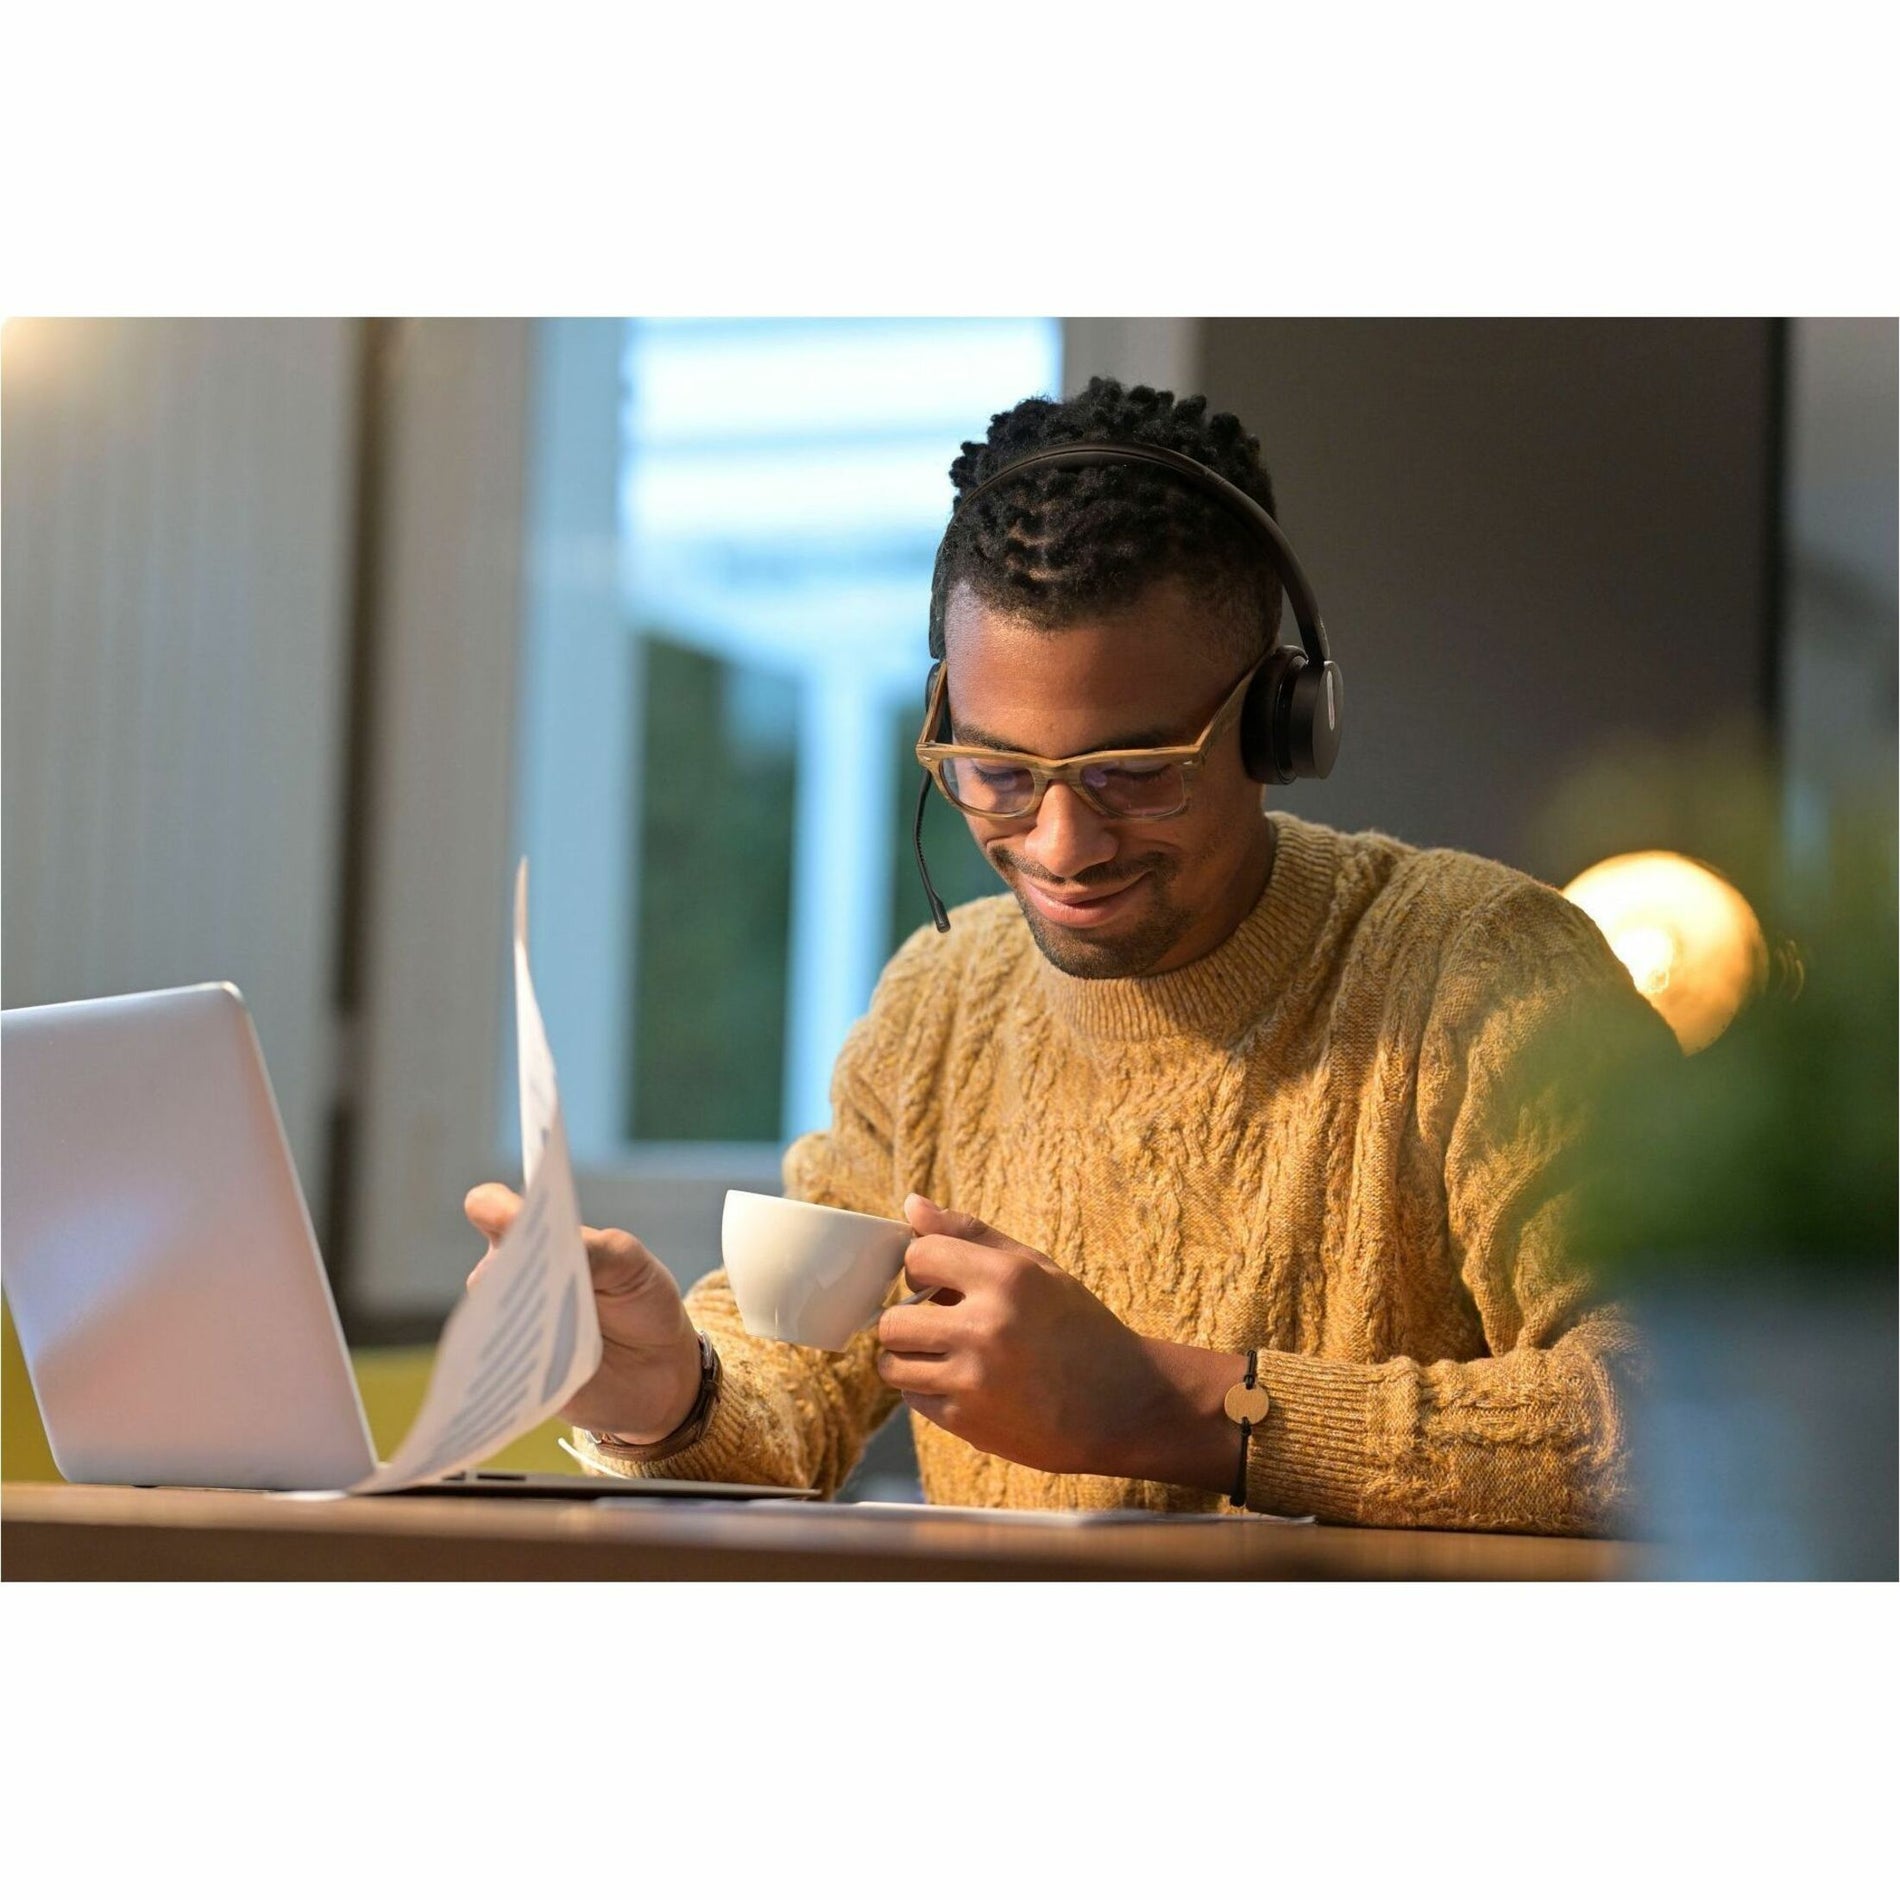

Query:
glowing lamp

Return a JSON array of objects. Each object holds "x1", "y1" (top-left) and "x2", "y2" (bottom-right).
[{"x1": 1561, "y1": 851, "x2": 1769, "y2": 1054}]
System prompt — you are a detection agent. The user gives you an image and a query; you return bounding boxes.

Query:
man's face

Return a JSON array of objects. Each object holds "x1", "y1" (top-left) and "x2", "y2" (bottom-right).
[{"x1": 940, "y1": 575, "x2": 1278, "y2": 979}]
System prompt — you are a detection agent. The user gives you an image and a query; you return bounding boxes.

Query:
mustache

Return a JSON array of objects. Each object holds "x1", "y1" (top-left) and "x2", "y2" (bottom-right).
[{"x1": 989, "y1": 847, "x2": 1172, "y2": 889}]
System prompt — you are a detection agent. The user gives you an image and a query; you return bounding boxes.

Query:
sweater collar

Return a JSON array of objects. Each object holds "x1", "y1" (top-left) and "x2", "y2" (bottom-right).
[{"x1": 1033, "y1": 812, "x2": 1342, "y2": 1045}]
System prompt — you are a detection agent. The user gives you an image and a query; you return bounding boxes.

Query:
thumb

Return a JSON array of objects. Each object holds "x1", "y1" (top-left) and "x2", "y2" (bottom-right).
[
  {"x1": 904, "y1": 1192, "x2": 1009, "y2": 1248},
  {"x1": 464, "y1": 1181, "x2": 522, "y2": 1242}
]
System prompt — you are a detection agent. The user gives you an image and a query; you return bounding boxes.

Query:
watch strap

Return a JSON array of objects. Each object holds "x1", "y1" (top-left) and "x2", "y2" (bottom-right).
[{"x1": 593, "y1": 1331, "x2": 722, "y2": 1463}]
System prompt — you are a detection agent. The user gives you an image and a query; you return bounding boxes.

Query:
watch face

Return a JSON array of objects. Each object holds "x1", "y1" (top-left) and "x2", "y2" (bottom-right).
[{"x1": 1224, "y1": 1385, "x2": 1271, "y2": 1426}]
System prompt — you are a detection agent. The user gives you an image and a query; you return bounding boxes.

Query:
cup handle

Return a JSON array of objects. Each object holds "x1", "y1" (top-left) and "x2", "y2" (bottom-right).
[{"x1": 883, "y1": 1285, "x2": 940, "y2": 1312}]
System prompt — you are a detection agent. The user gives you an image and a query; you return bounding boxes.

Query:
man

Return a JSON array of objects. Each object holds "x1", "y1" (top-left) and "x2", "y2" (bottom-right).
[{"x1": 467, "y1": 378, "x2": 1673, "y2": 1532}]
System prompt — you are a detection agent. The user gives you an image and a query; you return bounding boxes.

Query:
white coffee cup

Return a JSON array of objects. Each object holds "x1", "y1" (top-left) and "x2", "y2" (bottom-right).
[{"x1": 721, "y1": 1190, "x2": 913, "y2": 1352}]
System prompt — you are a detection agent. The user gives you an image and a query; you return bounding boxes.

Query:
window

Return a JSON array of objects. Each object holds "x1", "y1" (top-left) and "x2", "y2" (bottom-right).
[{"x1": 511, "y1": 318, "x2": 1061, "y2": 1172}]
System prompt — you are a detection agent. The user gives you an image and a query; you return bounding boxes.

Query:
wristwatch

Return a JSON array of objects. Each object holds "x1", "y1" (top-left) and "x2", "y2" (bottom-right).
[
  {"x1": 594, "y1": 1331, "x2": 722, "y2": 1463},
  {"x1": 1224, "y1": 1350, "x2": 1269, "y2": 1508}
]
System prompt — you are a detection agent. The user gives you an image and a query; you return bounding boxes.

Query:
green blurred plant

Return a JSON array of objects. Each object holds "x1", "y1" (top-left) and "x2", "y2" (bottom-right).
[{"x1": 628, "y1": 632, "x2": 797, "y2": 1141}]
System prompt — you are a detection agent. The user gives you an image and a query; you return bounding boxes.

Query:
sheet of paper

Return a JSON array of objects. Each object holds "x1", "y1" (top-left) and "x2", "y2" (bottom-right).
[{"x1": 347, "y1": 862, "x2": 602, "y2": 1493}]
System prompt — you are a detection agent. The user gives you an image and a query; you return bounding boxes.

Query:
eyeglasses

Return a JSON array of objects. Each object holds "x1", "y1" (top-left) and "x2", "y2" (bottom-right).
[{"x1": 915, "y1": 657, "x2": 1263, "y2": 822}]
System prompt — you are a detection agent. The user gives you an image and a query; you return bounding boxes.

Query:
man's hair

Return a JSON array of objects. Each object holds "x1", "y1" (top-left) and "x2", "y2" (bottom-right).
[{"x1": 929, "y1": 375, "x2": 1283, "y2": 664}]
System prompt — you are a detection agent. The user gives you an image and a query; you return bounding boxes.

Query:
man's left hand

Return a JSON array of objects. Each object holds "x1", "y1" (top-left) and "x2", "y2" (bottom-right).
[{"x1": 871, "y1": 1193, "x2": 1165, "y2": 1476}]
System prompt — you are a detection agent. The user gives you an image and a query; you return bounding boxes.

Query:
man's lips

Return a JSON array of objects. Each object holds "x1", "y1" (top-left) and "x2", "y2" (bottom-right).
[{"x1": 1015, "y1": 873, "x2": 1150, "y2": 929}]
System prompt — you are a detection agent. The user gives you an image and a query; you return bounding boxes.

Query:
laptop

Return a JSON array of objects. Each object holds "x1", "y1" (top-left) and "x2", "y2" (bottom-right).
[{"x1": 0, "y1": 983, "x2": 813, "y2": 1501}]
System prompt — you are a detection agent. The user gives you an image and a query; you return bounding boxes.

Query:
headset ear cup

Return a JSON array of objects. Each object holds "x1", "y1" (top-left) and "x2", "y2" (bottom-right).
[
  {"x1": 1284, "y1": 659, "x2": 1343, "y2": 779},
  {"x1": 1241, "y1": 647, "x2": 1300, "y2": 783}
]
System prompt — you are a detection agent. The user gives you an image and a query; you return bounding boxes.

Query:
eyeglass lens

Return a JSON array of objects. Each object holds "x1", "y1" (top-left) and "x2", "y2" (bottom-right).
[{"x1": 939, "y1": 755, "x2": 1187, "y2": 818}]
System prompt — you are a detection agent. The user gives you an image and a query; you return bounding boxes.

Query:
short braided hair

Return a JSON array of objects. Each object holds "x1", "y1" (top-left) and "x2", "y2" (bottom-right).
[{"x1": 928, "y1": 376, "x2": 1283, "y2": 664}]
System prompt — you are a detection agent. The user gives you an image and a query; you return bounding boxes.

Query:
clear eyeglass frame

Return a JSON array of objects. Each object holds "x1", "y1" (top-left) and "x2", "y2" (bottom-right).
[{"x1": 914, "y1": 655, "x2": 1264, "y2": 821}]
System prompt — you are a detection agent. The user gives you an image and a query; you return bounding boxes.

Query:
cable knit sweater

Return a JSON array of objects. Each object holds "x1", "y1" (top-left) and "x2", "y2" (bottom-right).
[{"x1": 571, "y1": 812, "x2": 1676, "y2": 1534}]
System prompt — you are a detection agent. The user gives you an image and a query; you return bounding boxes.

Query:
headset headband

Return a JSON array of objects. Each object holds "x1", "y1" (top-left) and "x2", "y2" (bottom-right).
[{"x1": 948, "y1": 440, "x2": 1331, "y2": 667}]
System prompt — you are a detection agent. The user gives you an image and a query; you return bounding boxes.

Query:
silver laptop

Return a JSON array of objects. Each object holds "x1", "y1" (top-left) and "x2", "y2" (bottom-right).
[{"x1": 1, "y1": 983, "x2": 811, "y2": 1500}]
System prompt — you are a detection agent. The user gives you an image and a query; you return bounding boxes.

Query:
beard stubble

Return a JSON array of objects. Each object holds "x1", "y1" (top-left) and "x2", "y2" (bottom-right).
[{"x1": 989, "y1": 847, "x2": 1192, "y2": 978}]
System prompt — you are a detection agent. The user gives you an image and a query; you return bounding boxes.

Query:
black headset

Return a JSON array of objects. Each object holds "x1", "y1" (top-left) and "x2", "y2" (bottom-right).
[{"x1": 912, "y1": 439, "x2": 1344, "y2": 931}]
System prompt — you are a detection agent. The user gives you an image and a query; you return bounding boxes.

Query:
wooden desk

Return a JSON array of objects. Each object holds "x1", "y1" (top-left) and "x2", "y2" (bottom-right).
[{"x1": 2, "y1": 1484, "x2": 1634, "y2": 1581}]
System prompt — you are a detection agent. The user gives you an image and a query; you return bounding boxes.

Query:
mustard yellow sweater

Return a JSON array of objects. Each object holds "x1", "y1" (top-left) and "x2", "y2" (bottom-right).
[{"x1": 573, "y1": 812, "x2": 1674, "y2": 1534}]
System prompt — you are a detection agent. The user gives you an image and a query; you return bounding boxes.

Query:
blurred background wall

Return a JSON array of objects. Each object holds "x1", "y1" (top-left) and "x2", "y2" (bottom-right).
[
  {"x1": 4, "y1": 316, "x2": 1894, "y2": 1495},
  {"x1": 1198, "y1": 318, "x2": 1781, "y2": 871},
  {"x1": 2, "y1": 320, "x2": 358, "y2": 1195}
]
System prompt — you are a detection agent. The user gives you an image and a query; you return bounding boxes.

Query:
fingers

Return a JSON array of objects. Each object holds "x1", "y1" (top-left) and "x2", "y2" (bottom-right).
[
  {"x1": 902, "y1": 1228, "x2": 1023, "y2": 1296},
  {"x1": 874, "y1": 1300, "x2": 960, "y2": 1356},
  {"x1": 903, "y1": 1193, "x2": 1011, "y2": 1247},
  {"x1": 899, "y1": 1391, "x2": 954, "y2": 1433},
  {"x1": 464, "y1": 1186, "x2": 674, "y2": 1313},
  {"x1": 873, "y1": 1291, "x2": 968, "y2": 1396},
  {"x1": 584, "y1": 1224, "x2": 675, "y2": 1304},
  {"x1": 875, "y1": 1347, "x2": 954, "y2": 1395},
  {"x1": 464, "y1": 1181, "x2": 522, "y2": 1241},
  {"x1": 902, "y1": 1194, "x2": 1048, "y2": 1299}
]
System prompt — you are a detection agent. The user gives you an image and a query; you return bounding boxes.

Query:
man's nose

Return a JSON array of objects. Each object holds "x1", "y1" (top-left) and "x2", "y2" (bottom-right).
[{"x1": 1021, "y1": 782, "x2": 1119, "y2": 880}]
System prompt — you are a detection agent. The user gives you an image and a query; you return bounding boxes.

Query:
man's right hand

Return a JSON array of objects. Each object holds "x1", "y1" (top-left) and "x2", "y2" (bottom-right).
[{"x1": 463, "y1": 1183, "x2": 704, "y2": 1447}]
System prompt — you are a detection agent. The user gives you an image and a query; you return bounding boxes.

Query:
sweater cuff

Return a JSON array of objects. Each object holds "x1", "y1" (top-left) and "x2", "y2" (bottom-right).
[{"x1": 1244, "y1": 1351, "x2": 1382, "y2": 1521}]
